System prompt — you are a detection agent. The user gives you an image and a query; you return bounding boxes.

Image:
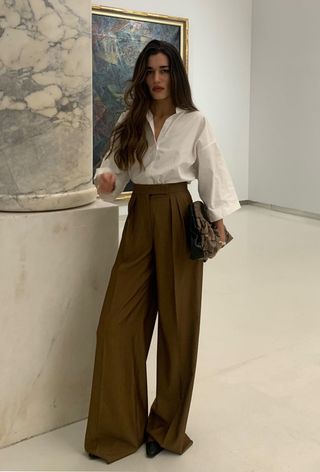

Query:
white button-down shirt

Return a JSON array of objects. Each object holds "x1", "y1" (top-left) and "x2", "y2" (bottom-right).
[{"x1": 95, "y1": 107, "x2": 241, "y2": 221}]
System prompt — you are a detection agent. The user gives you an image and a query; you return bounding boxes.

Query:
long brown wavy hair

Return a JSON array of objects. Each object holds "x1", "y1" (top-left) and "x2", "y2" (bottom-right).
[{"x1": 106, "y1": 39, "x2": 198, "y2": 170}]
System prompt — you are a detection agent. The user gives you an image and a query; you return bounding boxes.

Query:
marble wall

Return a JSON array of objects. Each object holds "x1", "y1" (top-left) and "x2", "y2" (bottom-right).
[
  {"x1": 0, "y1": 200, "x2": 118, "y2": 448},
  {"x1": 0, "y1": 0, "x2": 96, "y2": 211}
]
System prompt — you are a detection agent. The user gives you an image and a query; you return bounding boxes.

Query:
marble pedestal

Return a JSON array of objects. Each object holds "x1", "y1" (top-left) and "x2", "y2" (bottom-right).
[
  {"x1": 0, "y1": 0, "x2": 96, "y2": 212},
  {"x1": 0, "y1": 200, "x2": 118, "y2": 448}
]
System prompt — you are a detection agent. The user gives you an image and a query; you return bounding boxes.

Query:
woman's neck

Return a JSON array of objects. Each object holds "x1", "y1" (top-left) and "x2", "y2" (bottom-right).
[{"x1": 150, "y1": 99, "x2": 176, "y2": 119}]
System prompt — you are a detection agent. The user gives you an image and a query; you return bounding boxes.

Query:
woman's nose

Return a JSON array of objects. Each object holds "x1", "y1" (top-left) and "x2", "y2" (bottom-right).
[{"x1": 154, "y1": 71, "x2": 161, "y2": 82}]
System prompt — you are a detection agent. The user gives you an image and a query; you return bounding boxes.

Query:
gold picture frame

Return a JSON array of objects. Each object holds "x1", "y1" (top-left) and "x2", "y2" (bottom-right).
[{"x1": 92, "y1": 5, "x2": 189, "y2": 199}]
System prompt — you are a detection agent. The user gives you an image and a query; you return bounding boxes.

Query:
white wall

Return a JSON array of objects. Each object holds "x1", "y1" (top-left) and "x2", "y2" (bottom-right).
[
  {"x1": 93, "y1": 0, "x2": 253, "y2": 201},
  {"x1": 249, "y1": 0, "x2": 320, "y2": 214}
]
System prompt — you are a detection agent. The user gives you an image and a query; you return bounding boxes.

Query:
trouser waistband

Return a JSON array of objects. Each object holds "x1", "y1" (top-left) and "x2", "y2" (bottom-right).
[{"x1": 132, "y1": 182, "x2": 188, "y2": 194}]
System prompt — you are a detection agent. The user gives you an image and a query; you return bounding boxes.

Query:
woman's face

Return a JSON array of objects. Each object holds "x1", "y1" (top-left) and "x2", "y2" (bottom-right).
[{"x1": 145, "y1": 52, "x2": 171, "y2": 101}]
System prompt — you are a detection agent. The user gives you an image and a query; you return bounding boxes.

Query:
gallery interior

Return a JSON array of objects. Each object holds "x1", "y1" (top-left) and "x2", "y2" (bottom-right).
[{"x1": 0, "y1": 0, "x2": 319, "y2": 471}]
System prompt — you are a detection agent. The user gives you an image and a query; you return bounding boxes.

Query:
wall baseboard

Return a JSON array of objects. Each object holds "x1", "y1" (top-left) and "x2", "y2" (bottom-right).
[{"x1": 241, "y1": 200, "x2": 320, "y2": 221}]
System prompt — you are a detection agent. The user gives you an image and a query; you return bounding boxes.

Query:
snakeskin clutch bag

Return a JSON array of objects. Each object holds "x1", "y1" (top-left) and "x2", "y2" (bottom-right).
[{"x1": 188, "y1": 201, "x2": 233, "y2": 262}]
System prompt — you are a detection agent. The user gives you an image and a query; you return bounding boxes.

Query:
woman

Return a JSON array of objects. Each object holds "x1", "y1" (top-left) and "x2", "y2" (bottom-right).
[{"x1": 85, "y1": 39, "x2": 240, "y2": 464}]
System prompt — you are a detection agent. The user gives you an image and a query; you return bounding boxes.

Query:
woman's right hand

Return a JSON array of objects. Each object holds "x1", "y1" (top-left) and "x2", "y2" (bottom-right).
[{"x1": 97, "y1": 172, "x2": 116, "y2": 195}]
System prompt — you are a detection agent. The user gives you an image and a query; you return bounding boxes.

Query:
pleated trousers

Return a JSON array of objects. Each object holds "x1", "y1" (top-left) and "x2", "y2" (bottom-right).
[{"x1": 84, "y1": 182, "x2": 203, "y2": 463}]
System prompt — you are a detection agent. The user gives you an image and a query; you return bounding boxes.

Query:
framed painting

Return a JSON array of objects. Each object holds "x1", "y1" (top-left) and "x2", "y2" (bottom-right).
[{"x1": 91, "y1": 5, "x2": 189, "y2": 199}]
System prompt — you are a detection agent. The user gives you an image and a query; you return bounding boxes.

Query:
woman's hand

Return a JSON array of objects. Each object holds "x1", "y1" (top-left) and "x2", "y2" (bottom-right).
[
  {"x1": 97, "y1": 172, "x2": 116, "y2": 195},
  {"x1": 213, "y1": 219, "x2": 226, "y2": 244}
]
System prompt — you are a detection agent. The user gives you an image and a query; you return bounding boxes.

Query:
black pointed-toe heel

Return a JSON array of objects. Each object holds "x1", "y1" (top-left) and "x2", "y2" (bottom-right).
[
  {"x1": 88, "y1": 453, "x2": 99, "y2": 459},
  {"x1": 146, "y1": 440, "x2": 163, "y2": 458}
]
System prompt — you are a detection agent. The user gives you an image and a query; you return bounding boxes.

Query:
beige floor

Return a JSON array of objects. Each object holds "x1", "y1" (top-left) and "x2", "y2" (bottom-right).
[{"x1": 1, "y1": 205, "x2": 320, "y2": 472}]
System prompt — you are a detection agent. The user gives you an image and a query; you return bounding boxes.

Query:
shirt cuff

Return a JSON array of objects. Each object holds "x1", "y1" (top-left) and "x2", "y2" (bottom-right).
[{"x1": 207, "y1": 200, "x2": 241, "y2": 222}]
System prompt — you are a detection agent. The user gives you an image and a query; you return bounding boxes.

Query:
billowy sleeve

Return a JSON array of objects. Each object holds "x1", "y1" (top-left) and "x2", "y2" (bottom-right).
[
  {"x1": 196, "y1": 116, "x2": 241, "y2": 222},
  {"x1": 94, "y1": 112, "x2": 130, "y2": 201}
]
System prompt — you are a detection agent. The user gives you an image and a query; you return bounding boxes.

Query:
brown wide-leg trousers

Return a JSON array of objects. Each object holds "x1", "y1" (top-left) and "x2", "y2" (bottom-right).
[{"x1": 84, "y1": 182, "x2": 203, "y2": 463}]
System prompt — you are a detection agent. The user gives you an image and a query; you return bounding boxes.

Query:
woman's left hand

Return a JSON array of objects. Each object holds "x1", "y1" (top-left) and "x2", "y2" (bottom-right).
[{"x1": 213, "y1": 219, "x2": 226, "y2": 244}]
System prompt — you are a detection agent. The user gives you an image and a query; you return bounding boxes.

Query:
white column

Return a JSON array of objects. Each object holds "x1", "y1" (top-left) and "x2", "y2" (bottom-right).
[{"x1": 0, "y1": 0, "x2": 96, "y2": 211}]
